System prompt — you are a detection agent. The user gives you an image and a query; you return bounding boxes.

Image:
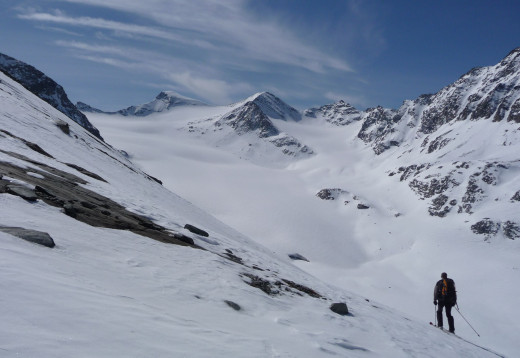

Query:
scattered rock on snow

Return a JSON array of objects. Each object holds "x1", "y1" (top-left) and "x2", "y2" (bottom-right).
[
  {"x1": 288, "y1": 253, "x2": 309, "y2": 262},
  {"x1": 224, "y1": 300, "x2": 241, "y2": 311},
  {"x1": 316, "y1": 188, "x2": 346, "y2": 200},
  {"x1": 0, "y1": 226, "x2": 55, "y2": 248},
  {"x1": 184, "y1": 224, "x2": 209, "y2": 237},
  {"x1": 330, "y1": 302, "x2": 349, "y2": 316}
]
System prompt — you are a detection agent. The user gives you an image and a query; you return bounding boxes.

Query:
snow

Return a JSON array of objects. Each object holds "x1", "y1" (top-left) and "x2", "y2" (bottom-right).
[
  {"x1": 0, "y1": 69, "x2": 512, "y2": 357},
  {"x1": 86, "y1": 89, "x2": 520, "y2": 357}
]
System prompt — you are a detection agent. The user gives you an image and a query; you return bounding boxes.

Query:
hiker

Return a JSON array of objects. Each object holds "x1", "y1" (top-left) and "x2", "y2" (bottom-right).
[{"x1": 433, "y1": 272, "x2": 457, "y2": 333}]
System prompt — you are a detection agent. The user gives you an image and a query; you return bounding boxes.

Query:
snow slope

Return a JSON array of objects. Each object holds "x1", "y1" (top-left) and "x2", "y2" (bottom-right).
[
  {"x1": 85, "y1": 51, "x2": 520, "y2": 356},
  {"x1": 0, "y1": 63, "x2": 507, "y2": 357}
]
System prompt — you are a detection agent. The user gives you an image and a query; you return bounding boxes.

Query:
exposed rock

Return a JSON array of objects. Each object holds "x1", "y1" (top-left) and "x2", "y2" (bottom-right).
[
  {"x1": 316, "y1": 188, "x2": 346, "y2": 200},
  {"x1": 0, "y1": 52, "x2": 102, "y2": 140},
  {"x1": 5, "y1": 184, "x2": 37, "y2": 201},
  {"x1": 304, "y1": 100, "x2": 361, "y2": 126},
  {"x1": 0, "y1": 155, "x2": 199, "y2": 248},
  {"x1": 64, "y1": 163, "x2": 107, "y2": 182},
  {"x1": 504, "y1": 221, "x2": 520, "y2": 240},
  {"x1": 116, "y1": 91, "x2": 207, "y2": 116},
  {"x1": 0, "y1": 129, "x2": 54, "y2": 158},
  {"x1": 471, "y1": 219, "x2": 500, "y2": 238},
  {"x1": 241, "y1": 273, "x2": 322, "y2": 298},
  {"x1": 55, "y1": 120, "x2": 70, "y2": 135},
  {"x1": 224, "y1": 300, "x2": 241, "y2": 311},
  {"x1": 184, "y1": 224, "x2": 209, "y2": 237},
  {"x1": 0, "y1": 226, "x2": 55, "y2": 248},
  {"x1": 429, "y1": 194, "x2": 451, "y2": 217},
  {"x1": 288, "y1": 253, "x2": 309, "y2": 262},
  {"x1": 217, "y1": 101, "x2": 279, "y2": 138},
  {"x1": 330, "y1": 302, "x2": 349, "y2": 316},
  {"x1": 511, "y1": 190, "x2": 520, "y2": 202},
  {"x1": 357, "y1": 204, "x2": 370, "y2": 210}
]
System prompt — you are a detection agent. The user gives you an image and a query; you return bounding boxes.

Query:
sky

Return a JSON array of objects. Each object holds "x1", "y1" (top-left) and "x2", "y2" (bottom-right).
[{"x1": 1, "y1": 0, "x2": 519, "y2": 111}]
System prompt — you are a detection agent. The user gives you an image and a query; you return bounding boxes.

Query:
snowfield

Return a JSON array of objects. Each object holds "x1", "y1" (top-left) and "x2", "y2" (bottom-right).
[{"x1": 0, "y1": 60, "x2": 516, "y2": 357}]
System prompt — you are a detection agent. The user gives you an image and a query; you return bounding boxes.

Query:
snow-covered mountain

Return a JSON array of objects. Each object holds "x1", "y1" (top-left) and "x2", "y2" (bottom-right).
[
  {"x1": 0, "y1": 52, "x2": 102, "y2": 140},
  {"x1": 3, "y1": 53, "x2": 510, "y2": 357},
  {"x1": 84, "y1": 48, "x2": 520, "y2": 357}
]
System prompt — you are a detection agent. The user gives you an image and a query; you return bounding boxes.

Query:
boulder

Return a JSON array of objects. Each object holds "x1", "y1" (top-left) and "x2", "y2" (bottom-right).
[
  {"x1": 224, "y1": 300, "x2": 241, "y2": 311},
  {"x1": 0, "y1": 226, "x2": 55, "y2": 248},
  {"x1": 6, "y1": 184, "x2": 38, "y2": 201},
  {"x1": 288, "y1": 253, "x2": 309, "y2": 262},
  {"x1": 330, "y1": 302, "x2": 349, "y2": 316},
  {"x1": 184, "y1": 224, "x2": 209, "y2": 237}
]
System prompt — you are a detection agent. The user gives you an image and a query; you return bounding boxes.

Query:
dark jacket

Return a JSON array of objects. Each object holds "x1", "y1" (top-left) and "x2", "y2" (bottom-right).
[{"x1": 434, "y1": 278, "x2": 457, "y2": 305}]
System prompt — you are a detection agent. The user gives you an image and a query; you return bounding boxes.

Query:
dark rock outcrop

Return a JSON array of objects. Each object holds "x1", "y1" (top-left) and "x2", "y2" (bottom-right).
[
  {"x1": 0, "y1": 53, "x2": 102, "y2": 140},
  {"x1": 330, "y1": 302, "x2": 349, "y2": 316},
  {"x1": 0, "y1": 226, "x2": 55, "y2": 248},
  {"x1": 184, "y1": 224, "x2": 209, "y2": 237},
  {"x1": 0, "y1": 152, "x2": 199, "y2": 248},
  {"x1": 316, "y1": 188, "x2": 346, "y2": 200},
  {"x1": 224, "y1": 300, "x2": 242, "y2": 311},
  {"x1": 217, "y1": 101, "x2": 280, "y2": 138},
  {"x1": 288, "y1": 253, "x2": 309, "y2": 262}
]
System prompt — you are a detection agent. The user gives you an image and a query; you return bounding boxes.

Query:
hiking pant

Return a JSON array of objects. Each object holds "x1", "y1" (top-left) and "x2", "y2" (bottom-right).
[{"x1": 437, "y1": 302, "x2": 455, "y2": 332}]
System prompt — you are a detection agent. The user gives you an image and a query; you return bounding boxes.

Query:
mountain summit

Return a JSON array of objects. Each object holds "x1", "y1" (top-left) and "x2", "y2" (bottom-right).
[
  {"x1": 117, "y1": 91, "x2": 207, "y2": 116},
  {"x1": 242, "y1": 92, "x2": 302, "y2": 121}
]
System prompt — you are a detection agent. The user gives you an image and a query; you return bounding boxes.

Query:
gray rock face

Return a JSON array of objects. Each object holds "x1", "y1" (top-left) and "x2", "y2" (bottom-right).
[
  {"x1": 304, "y1": 100, "x2": 361, "y2": 126},
  {"x1": 354, "y1": 48, "x2": 520, "y2": 155},
  {"x1": 0, "y1": 226, "x2": 55, "y2": 248},
  {"x1": 0, "y1": 53, "x2": 103, "y2": 140},
  {"x1": 217, "y1": 101, "x2": 280, "y2": 138}
]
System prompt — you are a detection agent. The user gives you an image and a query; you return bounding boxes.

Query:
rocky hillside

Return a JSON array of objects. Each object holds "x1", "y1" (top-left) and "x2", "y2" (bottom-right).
[
  {"x1": 0, "y1": 53, "x2": 102, "y2": 140},
  {"x1": 306, "y1": 48, "x2": 520, "y2": 241}
]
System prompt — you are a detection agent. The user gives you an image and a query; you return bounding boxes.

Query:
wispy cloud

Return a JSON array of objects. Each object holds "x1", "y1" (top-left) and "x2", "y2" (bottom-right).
[
  {"x1": 55, "y1": 39, "x2": 250, "y2": 104},
  {"x1": 19, "y1": 1, "x2": 352, "y2": 73}
]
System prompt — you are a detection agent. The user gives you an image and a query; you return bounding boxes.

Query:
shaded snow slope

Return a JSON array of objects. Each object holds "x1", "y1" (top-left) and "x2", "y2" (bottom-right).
[{"x1": 1, "y1": 68, "x2": 506, "y2": 357}]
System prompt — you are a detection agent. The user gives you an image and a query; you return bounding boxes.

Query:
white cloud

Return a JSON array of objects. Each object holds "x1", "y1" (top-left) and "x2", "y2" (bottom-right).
[{"x1": 20, "y1": 1, "x2": 352, "y2": 73}]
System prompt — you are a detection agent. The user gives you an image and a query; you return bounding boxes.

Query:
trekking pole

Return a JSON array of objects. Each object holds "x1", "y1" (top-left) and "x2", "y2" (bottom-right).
[
  {"x1": 455, "y1": 304, "x2": 480, "y2": 337},
  {"x1": 434, "y1": 304, "x2": 437, "y2": 327}
]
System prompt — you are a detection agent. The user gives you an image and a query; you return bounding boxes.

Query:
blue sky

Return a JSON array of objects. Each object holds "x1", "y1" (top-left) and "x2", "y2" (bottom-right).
[{"x1": 1, "y1": 0, "x2": 519, "y2": 111}]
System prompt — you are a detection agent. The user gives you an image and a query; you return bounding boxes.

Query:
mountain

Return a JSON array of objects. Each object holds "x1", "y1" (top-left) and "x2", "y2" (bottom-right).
[
  {"x1": 1, "y1": 54, "x2": 504, "y2": 357},
  {"x1": 86, "y1": 48, "x2": 520, "y2": 356},
  {"x1": 117, "y1": 91, "x2": 207, "y2": 116},
  {"x1": 239, "y1": 92, "x2": 302, "y2": 121},
  {"x1": 357, "y1": 47, "x2": 520, "y2": 154},
  {"x1": 0, "y1": 53, "x2": 102, "y2": 140},
  {"x1": 304, "y1": 100, "x2": 362, "y2": 125}
]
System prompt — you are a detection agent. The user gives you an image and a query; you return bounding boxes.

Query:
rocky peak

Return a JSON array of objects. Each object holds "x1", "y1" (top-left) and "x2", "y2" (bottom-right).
[
  {"x1": 304, "y1": 100, "x2": 361, "y2": 125},
  {"x1": 76, "y1": 101, "x2": 104, "y2": 113},
  {"x1": 217, "y1": 101, "x2": 279, "y2": 138},
  {"x1": 0, "y1": 53, "x2": 102, "y2": 140},
  {"x1": 117, "y1": 91, "x2": 206, "y2": 116},
  {"x1": 245, "y1": 92, "x2": 302, "y2": 121}
]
